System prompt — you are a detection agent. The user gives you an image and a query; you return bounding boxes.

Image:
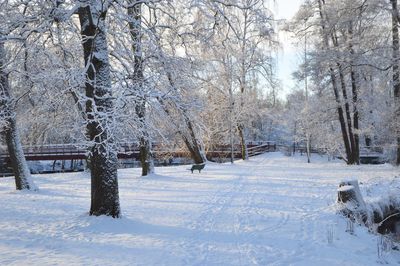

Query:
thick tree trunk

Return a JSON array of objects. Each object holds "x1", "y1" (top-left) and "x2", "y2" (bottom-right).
[
  {"x1": 78, "y1": 3, "x2": 120, "y2": 218},
  {"x1": 128, "y1": 2, "x2": 154, "y2": 176},
  {"x1": 391, "y1": 0, "x2": 400, "y2": 165},
  {"x1": 0, "y1": 41, "x2": 35, "y2": 190}
]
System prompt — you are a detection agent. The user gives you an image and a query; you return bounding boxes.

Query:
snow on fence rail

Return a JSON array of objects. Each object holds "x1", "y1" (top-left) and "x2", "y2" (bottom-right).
[
  {"x1": 0, "y1": 141, "x2": 277, "y2": 162},
  {"x1": 247, "y1": 142, "x2": 277, "y2": 157}
]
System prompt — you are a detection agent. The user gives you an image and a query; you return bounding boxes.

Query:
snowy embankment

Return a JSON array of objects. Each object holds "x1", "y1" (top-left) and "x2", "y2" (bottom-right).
[{"x1": 0, "y1": 152, "x2": 400, "y2": 265}]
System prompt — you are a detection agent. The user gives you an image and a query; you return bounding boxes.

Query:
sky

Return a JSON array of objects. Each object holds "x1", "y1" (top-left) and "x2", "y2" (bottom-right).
[{"x1": 272, "y1": 0, "x2": 304, "y2": 97}]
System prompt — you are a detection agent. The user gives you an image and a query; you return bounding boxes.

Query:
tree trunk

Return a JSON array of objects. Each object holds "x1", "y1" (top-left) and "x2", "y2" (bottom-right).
[
  {"x1": 318, "y1": 0, "x2": 355, "y2": 164},
  {"x1": 223, "y1": 54, "x2": 235, "y2": 163},
  {"x1": 182, "y1": 137, "x2": 205, "y2": 164},
  {"x1": 229, "y1": 86, "x2": 234, "y2": 164},
  {"x1": 0, "y1": 41, "x2": 35, "y2": 190},
  {"x1": 350, "y1": 69, "x2": 360, "y2": 164},
  {"x1": 78, "y1": 3, "x2": 120, "y2": 218},
  {"x1": 331, "y1": 28, "x2": 357, "y2": 165},
  {"x1": 304, "y1": 27, "x2": 311, "y2": 163},
  {"x1": 391, "y1": 0, "x2": 400, "y2": 165},
  {"x1": 128, "y1": 1, "x2": 154, "y2": 176},
  {"x1": 184, "y1": 113, "x2": 206, "y2": 164},
  {"x1": 328, "y1": 68, "x2": 352, "y2": 163},
  {"x1": 138, "y1": 134, "x2": 154, "y2": 176},
  {"x1": 337, "y1": 64, "x2": 357, "y2": 164},
  {"x1": 4, "y1": 116, "x2": 35, "y2": 190},
  {"x1": 238, "y1": 87, "x2": 248, "y2": 160},
  {"x1": 157, "y1": 95, "x2": 206, "y2": 164},
  {"x1": 163, "y1": 72, "x2": 206, "y2": 164},
  {"x1": 238, "y1": 124, "x2": 248, "y2": 160},
  {"x1": 348, "y1": 21, "x2": 360, "y2": 165},
  {"x1": 238, "y1": 11, "x2": 249, "y2": 161}
]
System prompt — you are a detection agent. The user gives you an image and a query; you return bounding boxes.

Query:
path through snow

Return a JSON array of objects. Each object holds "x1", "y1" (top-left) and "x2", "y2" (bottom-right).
[{"x1": 1, "y1": 152, "x2": 400, "y2": 265}]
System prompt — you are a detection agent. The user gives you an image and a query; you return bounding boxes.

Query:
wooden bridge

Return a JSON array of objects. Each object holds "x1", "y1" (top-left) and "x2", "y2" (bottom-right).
[{"x1": 0, "y1": 141, "x2": 276, "y2": 164}]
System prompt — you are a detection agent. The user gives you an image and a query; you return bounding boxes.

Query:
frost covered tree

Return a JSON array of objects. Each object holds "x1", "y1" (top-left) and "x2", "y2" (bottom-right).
[
  {"x1": 210, "y1": 0, "x2": 275, "y2": 160},
  {"x1": 0, "y1": 1, "x2": 38, "y2": 190},
  {"x1": 146, "y1": 1, "x2": 207, "y2": 164},
  {"x1": 155, "y1": 54, "x2": 207, "y2": 164},
  {"x1": 0, "y1": 41, "x2": 36, "y2": 190},
  {"x1": 315, "y1": 0, "x2": 361, "y2": 164},
  {"x1": 0, "y1": 0, "x2": 121, "y2": 213},
  {"x1": 78, "y1": 1, "x2": 120, "y2": 217},
  {"x1": 289, "y1": 0, "x2": 393, "y2": 164},
  {"x1": 127, "y1": 1, "x2": 154, "y2": 175},
  {"x1": 191, "y1": 0, "x2": 276, "y2": 160}
]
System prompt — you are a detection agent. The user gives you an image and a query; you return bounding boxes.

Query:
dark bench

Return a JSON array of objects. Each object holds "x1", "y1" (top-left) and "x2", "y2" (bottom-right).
[{"x1": 190, "y1": 163, "x2": 205, "y2": 173}]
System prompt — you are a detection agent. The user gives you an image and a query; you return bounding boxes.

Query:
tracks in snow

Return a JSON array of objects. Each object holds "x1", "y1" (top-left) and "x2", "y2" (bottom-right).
[
  {"x1": 179, "y1": 161, "x2": 292, "y2": 265},
  {"x1": 180, "y1": 175, "x2": 245, "y2": 265}
]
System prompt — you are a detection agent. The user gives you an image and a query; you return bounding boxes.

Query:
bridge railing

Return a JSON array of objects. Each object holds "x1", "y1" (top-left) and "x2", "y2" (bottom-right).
[
  {"x1": 248, "y1": 142, "x2": 277, "y2": 157},
  {"x1": 0, "y1": 141, "x2": 277, "y2": 161}
]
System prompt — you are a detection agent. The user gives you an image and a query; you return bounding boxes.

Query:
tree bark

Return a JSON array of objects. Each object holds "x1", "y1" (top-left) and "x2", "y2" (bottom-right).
[
  {"x1": 78, "y1": 3, "x2": 120, "y2": 218},
  {"x1": 128, "y1": 2, "x2": 154, "y2": 176},
  {"x1": 0, "y1": 41, "x2": 35, "y2": 190}
]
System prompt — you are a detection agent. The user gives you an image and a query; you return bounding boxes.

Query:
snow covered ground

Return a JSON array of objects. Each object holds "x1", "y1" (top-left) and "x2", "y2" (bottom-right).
[{"x1": 1, "y1": 152, "x2": 400, "y2": 265}]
